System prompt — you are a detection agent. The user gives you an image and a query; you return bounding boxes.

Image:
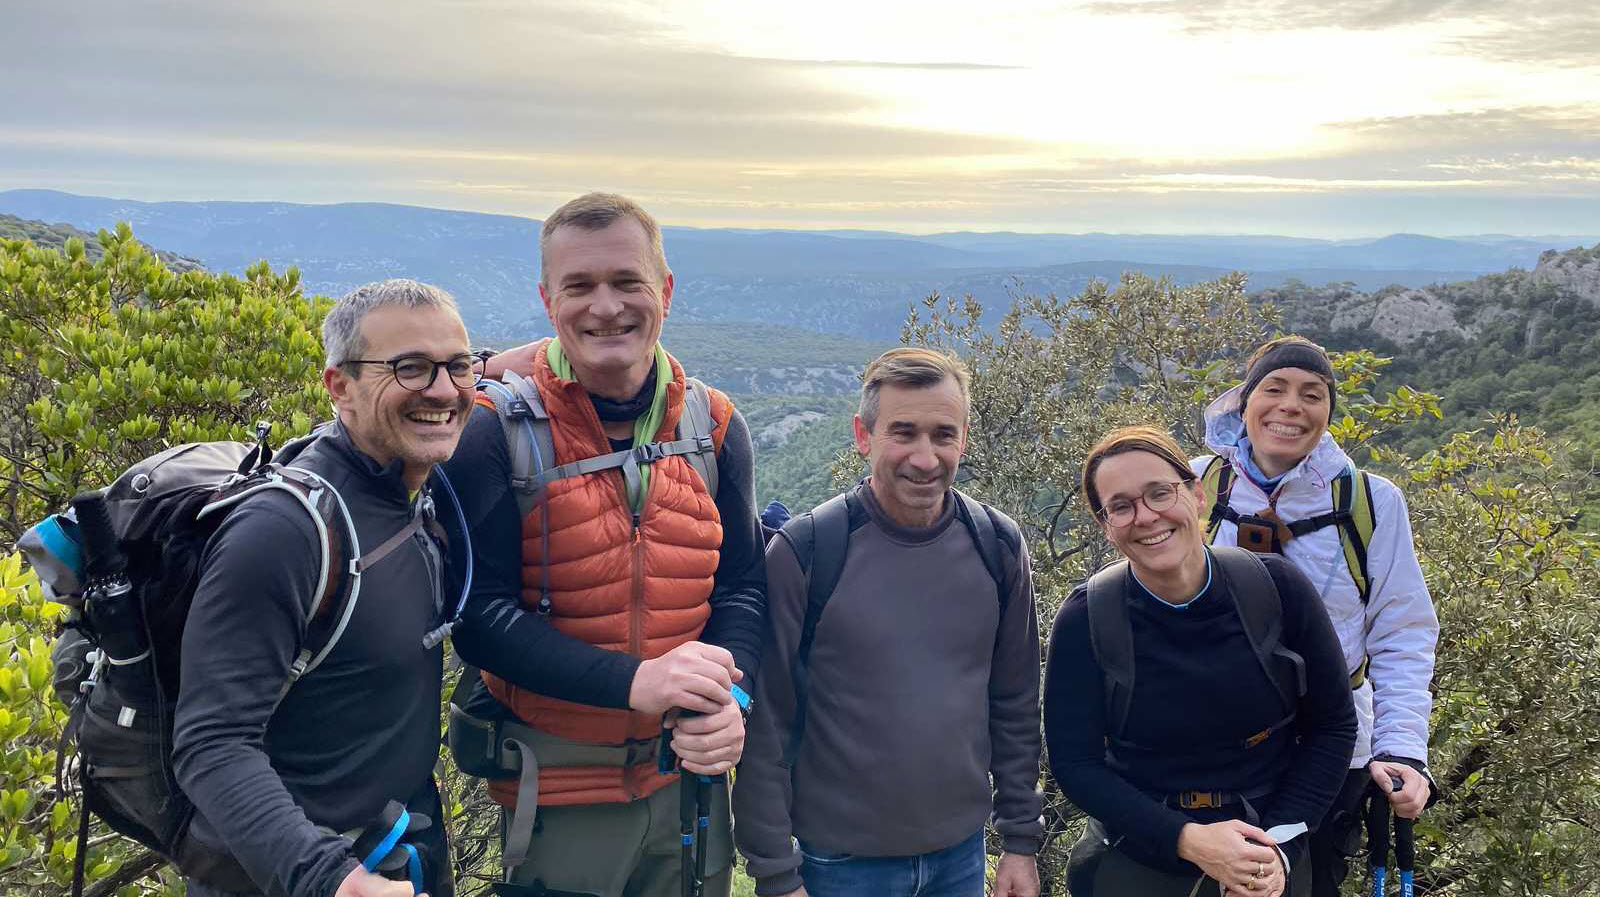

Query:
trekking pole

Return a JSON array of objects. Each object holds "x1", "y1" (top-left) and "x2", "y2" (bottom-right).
[
  {"x1": 693, "y1": 772, "x2": 720, "y2": 897},
  {"x1": 659, "y1": 711, "x2": 727, "y2": 897},
  {"x1": 678, "y1": 767, "x2": 696, "y2": 897},
  {"x1": 1367, "y1": 775, "x2": 1413, "y2": 897},
  {"x1": 1393, "y1": 792, "x2": 1416, "y2": 897},
  {"x1": 1365, "y1": 778, "x2": 1392, "y2": 897}
]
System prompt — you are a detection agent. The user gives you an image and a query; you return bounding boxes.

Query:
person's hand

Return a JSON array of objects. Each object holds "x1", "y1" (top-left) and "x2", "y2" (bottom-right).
[
  {"x1": 481, "y1": 341, "x2": 540, "y2": 381},
  {"x1": 334, "y1": 867, "x2": 423, "y2": 897},
  {"x1": 992, "y1": 850, "x2": 1040, "y2": 897},
  {"x1": 1177, "y1": 820, "x2": 1284, "y2": 896},
  {"x1": 628, "y1": 641, "x2": 739, "y2": 715},
  {"x1": 667, "y1": 695, "x2": 745, "y2": 774},
  {"x1": 1369, "y1": 759, "x2": 1430, "y2": 819},
  {"x1": 773, "y1": 888, "x2": 809, "y2": 897}
]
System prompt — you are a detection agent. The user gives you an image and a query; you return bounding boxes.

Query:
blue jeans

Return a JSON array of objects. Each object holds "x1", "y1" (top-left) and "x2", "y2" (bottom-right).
[{"x1": 798, "y1": 828, "x2": 985, "y2": 897}]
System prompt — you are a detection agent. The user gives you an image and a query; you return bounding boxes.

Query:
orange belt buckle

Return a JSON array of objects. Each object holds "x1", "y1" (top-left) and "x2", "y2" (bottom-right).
[{"x1": 1178, "y1": 791, "x2": 1223, "y2": 809}]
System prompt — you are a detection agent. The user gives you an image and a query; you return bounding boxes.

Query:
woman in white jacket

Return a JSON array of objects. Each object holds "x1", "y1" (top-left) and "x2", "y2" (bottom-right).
[{"x1": 1191, "y1": 336, "x2": 1438, "y2": 897}]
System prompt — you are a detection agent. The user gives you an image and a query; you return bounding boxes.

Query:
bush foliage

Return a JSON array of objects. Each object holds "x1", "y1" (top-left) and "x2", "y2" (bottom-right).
[{"x1": 3, "y1": 227, "x2": 1596, "y2": 896}]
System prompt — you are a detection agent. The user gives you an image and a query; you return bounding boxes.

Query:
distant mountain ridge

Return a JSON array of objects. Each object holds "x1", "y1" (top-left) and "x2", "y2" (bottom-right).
[{"x1": 2, "y1": 188, "x2": 1594, "y2": 341}]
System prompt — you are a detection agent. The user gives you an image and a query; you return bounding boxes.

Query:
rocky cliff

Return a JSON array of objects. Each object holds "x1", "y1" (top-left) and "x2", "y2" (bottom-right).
[{"x1": 1265, "y1": 242, "x2": 1600, "y2": 347}]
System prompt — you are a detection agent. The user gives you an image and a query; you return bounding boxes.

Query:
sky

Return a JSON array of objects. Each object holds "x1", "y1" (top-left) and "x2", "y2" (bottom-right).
[{"x1": 3, "y1": 0, "x2": 1598, "y2": 237}]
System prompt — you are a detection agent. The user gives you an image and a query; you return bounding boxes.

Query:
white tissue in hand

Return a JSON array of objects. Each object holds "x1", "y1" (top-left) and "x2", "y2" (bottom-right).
[{"x1": 1264, "y1": 822, "x2": 1308, "y2": 843}]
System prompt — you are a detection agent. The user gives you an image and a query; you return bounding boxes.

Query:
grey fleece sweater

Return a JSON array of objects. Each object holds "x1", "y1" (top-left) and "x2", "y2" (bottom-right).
[{"x1": 733, "y1": 483, "x2": 1043, "y2": 896}]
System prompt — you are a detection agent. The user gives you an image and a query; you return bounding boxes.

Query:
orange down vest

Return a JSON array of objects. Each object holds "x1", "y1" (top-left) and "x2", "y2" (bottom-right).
[{"x1": 480, "y1": 343, "x2": 733, "y2": 806}]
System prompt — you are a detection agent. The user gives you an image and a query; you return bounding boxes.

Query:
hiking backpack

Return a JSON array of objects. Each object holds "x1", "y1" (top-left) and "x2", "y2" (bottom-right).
[
  {"x1": 19, "y1": 424, "x2": 466, "y2": 894},
  {"x1": 1085, "y1": 546, "x2": 1307, "y2": 752},
  {"x1": 772, "y1": 488, "x2": 1024, "y2": 766},
  {"x1": 1199, "y1": 456, "x2": 1377, "y2": 603}
]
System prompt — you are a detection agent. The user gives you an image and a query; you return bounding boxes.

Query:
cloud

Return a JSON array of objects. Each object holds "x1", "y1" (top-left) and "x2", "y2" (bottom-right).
[
  {"x1": 1079, "y1": 0, "x2": 1600, "y2": 66},
  {"x1": 726, "y1": 56, "x2": 1025, "y2": 71},
  {"x1": 2, "y1": 0, "x2": 1035, "y2": 162}
]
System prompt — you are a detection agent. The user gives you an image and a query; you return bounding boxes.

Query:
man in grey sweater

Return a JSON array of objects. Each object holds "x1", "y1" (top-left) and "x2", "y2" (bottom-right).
[{"x1": 733, "y1": 347, "x2": 1043, "y2": 897}]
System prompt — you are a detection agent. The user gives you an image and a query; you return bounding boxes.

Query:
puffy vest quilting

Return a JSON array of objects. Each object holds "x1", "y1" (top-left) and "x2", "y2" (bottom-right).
[{"x1": 480, "y1": 344, "x2": 732, "y2": 806}]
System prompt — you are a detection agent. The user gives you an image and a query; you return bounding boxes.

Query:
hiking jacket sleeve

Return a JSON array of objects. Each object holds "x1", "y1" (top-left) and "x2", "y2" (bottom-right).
[
  {"x1": 697, "y1": 407, "x2": 767, "y2": 692},
  {"x1": 445, "y1": 405, "x2": 639, "y2": 708},
  {"x1": 1362, "y1": 474, "x2": 1437, "y2": 765},
  {"x1": 731, "y1": 535, "x2": 806, "y2": 896},
  {"x1": 1257, "y1": 555, "x2": 1360, "y2": 832},
  {"x1": 989, "y1": 536, "x2": 1045, "y2": 855},
  {"x1": 1044, "y1": 587, "x2": 1196, "y2": 865},
  {"x1": 172, "y1": 495, "x2": 360, "y2": 897}
]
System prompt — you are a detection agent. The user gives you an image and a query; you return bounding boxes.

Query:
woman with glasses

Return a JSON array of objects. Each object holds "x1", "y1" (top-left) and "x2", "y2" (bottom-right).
[
  {"x1": 1193, "y1": 337, "x2": 1437, "y2": 897},
  {"x1": 1044, "y1": 425, "x2": 1355, "y2": 897}
]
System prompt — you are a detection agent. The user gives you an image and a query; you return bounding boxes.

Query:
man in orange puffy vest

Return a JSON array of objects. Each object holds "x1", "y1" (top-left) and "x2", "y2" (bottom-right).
[{"x1": 443, "y1": 193, "x2": 766, "y2": 897}]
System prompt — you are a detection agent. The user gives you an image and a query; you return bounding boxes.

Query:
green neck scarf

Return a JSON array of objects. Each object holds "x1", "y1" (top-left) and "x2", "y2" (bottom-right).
[{"x1": 547, "y1": 338, "x2": 672, "y2": 512}]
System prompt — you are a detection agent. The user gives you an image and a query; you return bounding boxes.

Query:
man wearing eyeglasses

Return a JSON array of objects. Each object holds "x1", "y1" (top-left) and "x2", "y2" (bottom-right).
[
  {"x1": 441, "y1": 193, "x2": 766, "y2": 897},
  {"x1": 173, "y1": 279, "x2": 476, "y2": 897}
]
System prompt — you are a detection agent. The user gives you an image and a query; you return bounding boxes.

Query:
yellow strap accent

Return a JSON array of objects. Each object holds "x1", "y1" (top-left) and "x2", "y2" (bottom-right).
[
  {"x1": 1200, "y1": 456, "x2": 1228, "y2": 542},
  {"x1": 1333, "y1": 470, "x2": 1376, "y2": 602},
  {"x1": 1349, "y1": 655, "x2": 1370, "y2": 689}
]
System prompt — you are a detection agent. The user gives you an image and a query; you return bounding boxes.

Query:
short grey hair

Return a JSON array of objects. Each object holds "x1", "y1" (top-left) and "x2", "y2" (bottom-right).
[
  {"x1": 323, "y1": 278, "x2": 462, "y2": 367},
  {"x1": 540, "y1": 192, "x2": 669, "y2": 287},
  {"x1": 858, "y1": 347, "x2": 971, "y2": 431}
]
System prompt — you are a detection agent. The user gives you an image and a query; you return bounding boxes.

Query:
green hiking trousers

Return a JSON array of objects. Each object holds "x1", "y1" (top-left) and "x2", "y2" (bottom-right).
[{"x1": 501, "y1": 776, "x2": 733, "y2": 897}]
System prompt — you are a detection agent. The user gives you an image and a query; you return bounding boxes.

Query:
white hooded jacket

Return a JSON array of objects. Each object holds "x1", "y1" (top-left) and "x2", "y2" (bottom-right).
[{"x1": 1193, "y1": 384, "x2": 1438, "y2": 769}]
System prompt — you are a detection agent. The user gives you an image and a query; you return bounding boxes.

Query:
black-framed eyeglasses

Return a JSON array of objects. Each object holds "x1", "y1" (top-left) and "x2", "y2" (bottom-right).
[
  {"x1": 1098, "y1": 480, "x2": 1189, "y2": 528},
  {"x1": 342, "y1": 353, "x2": 483, "y2": 391}
]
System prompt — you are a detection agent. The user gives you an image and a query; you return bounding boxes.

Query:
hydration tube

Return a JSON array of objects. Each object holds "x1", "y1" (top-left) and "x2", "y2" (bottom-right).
[{"x1": 422, "y1": 467, "x2": 473, "y2": 649}]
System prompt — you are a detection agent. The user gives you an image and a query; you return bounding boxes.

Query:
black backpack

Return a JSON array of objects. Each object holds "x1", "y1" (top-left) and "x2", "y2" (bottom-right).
[
  {"x1": 21, "y1": 425, "x2": 464, "y2": 894},
  {"x1": 772, "y1": 488, "x2": 1023, "y2": 766},
  {"x1": 1084, "y1": 546, "x2": 1307, "y2": 752}
]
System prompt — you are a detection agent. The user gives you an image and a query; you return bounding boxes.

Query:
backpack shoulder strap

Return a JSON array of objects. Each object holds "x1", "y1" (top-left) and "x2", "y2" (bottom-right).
[
  {"x1": 953, "y1": 490, "x2": 1022, "y2": 611},
  {"x1": 199, "y1": 465, "x2": 363, "y2": 694},
  {"x1": 1211, "y1": 546, "x2": 1306, "y2": 715},
  {"x1": 776, "y1": 491, "x2": 862, "y2": 767},
  {"x1": 480, "y1": 370, "x2": 556, "y2": 520},
  {"x1": 1333, "y1": 468, "x2": 1376, "y2": 604},
  {"x1": 1085, "y1": 560, "x2": 1135, "y2": 739},
  {"x1": 678, "y1": 378, "x2": 719, "y2": 500},
  {"x1": 1200, "y1": 455, "x2": 1236, "y2": 542}
]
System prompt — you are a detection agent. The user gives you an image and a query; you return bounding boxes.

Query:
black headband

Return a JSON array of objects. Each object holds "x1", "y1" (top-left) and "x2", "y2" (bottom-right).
[{"x1": 1240, "y1": 343, "x2": 1337, "y2": 416}]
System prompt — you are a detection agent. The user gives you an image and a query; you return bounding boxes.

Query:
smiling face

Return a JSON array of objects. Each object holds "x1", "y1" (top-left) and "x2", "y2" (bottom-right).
[
  {"x1": 1242, "y1": 366, "x2": 1333, "y2": 478},
  {"x1": 853, "y1": 377, "x2": 967, "y2": 529},
  {"x1": 1093, "y1": 449, "x2": 1208, "y2": 587},
  {"x1": 324, "y1": 303, "x2": 474, "y2": 491},
  {"x1": 539, "y1": 217, "x2": 672, "y2": 399}
]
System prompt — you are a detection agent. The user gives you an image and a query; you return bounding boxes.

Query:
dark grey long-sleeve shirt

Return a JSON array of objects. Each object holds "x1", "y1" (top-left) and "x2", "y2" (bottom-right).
[
  {"x1": 173, "y1": 428, "x2": 447, "y2": 897},
  {"x1": 734, "y1": 483, "x2": 1044, "y2": 896}
]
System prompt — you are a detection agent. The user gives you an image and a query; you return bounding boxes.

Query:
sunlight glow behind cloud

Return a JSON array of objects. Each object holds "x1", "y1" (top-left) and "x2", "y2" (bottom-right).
[{"x1": 1, "y1": 0, "x2": 1596, "y2": 235}]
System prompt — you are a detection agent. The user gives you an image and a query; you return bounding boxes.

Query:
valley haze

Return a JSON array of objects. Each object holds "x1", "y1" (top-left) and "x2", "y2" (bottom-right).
[{"x1": 2, "y1": 189, "x2": 1592, "y2": 345}]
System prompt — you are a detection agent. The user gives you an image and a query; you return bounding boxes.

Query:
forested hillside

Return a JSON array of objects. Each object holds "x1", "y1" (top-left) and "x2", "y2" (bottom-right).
[{"x1": 0, "y1": 213, "x2": 204, "y2": 273}]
